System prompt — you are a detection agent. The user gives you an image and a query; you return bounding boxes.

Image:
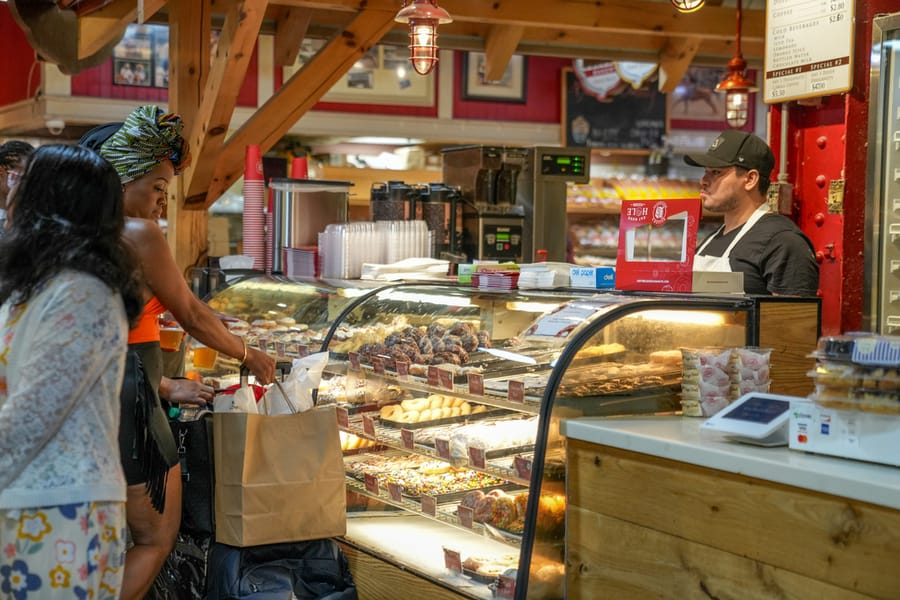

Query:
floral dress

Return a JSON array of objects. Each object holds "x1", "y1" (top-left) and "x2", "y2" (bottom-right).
[{"x1": 0, "y1": 272, "x2": 130, "y2": 599}]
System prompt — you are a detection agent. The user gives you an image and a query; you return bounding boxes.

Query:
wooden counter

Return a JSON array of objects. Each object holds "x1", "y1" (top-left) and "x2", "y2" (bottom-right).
[{"x1": 561, "y1": 417, "x2": 900, "y2": 599}]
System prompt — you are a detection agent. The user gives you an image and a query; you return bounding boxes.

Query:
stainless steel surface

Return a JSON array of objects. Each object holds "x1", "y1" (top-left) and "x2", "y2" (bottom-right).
[
  {"x1": 269, "y1": 179, "x2": 350, "y2": 273},
  {"x1": 864, "y1": 13, "x2": 900, "y2": 333}
]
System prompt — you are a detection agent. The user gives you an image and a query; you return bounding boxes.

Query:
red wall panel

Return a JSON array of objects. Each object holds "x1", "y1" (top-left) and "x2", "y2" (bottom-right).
[
  {"x1": 0, "y1": 4, "x2": 42, "y2": 105},
  {"x1": 70, "y1": 40, "x2": 259, "y2": 107}
]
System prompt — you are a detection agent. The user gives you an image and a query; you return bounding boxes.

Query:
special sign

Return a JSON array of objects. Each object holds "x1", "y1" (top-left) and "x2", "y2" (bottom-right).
[{"x1": 764, "y1": 0, "x2": 854, "y2": 103}]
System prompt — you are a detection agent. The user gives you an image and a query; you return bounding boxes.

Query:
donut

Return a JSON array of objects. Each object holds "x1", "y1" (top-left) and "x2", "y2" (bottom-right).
[{"x1": 276, "y1": 317, "x2": 297, "y2": 326}]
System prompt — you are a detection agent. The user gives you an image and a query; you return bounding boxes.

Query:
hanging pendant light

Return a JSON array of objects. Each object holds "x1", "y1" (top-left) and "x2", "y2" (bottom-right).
[
  {"x1": 671, "y1": 0, "x2": 705, "y2": 13},
  {"x1": 715, "y1": 0, "x2": 757, "y2": 128},
  {"x1": 394, "y1": 0, "x2": 453, "y2": 76}
]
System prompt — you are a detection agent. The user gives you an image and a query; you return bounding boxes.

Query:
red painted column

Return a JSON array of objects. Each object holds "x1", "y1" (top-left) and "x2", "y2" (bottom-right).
[{"x1": 769, "y1": 0, "x2": 899, "y2": 334}]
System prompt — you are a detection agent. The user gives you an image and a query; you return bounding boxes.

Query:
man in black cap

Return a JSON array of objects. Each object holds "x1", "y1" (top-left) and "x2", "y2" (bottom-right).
[{"x1": 685, "y1": 130, "x2": 819, "y2": 296}]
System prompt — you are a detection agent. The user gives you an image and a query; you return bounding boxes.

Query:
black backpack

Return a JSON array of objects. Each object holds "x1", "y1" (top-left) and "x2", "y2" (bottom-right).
[{"x1": 206, "y1": 539, "x2": 358, "y2": 600}]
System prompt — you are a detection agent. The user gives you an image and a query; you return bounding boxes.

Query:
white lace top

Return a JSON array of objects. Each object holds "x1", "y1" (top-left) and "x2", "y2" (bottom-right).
[{"x1": 0, "y1": 271, "x2": 128, "y2": 508}]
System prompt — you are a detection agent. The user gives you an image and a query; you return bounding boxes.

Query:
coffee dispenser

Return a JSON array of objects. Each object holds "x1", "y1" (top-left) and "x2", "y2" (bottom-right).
[{"x1": 441, "y1": 145, "x2": 590, "y2": 262}]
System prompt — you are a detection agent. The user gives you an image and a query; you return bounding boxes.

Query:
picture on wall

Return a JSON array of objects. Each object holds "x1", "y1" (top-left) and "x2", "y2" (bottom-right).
[
  {"x1": 462, "y1": 52, "x2": 527, "y2": 103},
  {"x1": 667, "y1": 65, "x2": 756, "y2": 132},
  {"x1": 284, "y1": 40, "x2": 435, "y2": 106},
  {"x1": 113, "y1": 24, "x2": 154, "y2": 87}
]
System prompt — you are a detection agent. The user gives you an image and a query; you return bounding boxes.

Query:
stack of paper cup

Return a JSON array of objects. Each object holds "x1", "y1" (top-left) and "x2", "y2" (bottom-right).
[
  {"x1": 291, "y1": 156, "x2": 308, "y2": 179},
  {"x1": 242, "y1": 144, "x2": 266, "y2": 271}
]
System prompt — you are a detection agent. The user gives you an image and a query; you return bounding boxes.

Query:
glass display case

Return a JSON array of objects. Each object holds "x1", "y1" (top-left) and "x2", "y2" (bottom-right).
[
  {"x1": 186, "y1": 275, "x2": 385, "y2": 378},
  {"x1": 312, "y1": 286, "x2": 820, "y2": 599}
]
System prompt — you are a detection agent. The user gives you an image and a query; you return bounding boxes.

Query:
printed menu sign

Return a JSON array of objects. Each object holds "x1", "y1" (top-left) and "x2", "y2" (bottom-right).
[{"x1": 764, "y1": 0, "x2": 854, "y2": 103}]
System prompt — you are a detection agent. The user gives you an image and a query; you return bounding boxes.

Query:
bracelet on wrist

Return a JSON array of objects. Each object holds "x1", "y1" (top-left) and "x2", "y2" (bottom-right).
[{"x1": 239, "y1": 338, "x2": 248, "y2": 364}]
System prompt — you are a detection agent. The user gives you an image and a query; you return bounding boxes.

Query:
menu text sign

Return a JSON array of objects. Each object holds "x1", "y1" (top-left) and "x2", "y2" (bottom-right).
[{"x1": 764, "y1": 0, "x2": 854, "y2": 103}]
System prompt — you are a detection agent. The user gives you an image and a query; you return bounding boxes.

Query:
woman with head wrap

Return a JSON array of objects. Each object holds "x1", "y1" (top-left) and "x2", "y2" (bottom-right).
[{"x1": 81, "y1": 105, "x2": 276, "y2": 600}]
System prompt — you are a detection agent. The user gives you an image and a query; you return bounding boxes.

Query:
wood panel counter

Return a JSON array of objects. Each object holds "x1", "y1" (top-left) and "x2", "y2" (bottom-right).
[{"x1": 560, "y1": 417, "x2": 900, "y2": 600}]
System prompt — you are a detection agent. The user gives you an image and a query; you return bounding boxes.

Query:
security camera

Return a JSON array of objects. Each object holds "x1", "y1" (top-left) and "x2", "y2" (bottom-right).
[{"x1": 45, "y1": 119, "x2": 66, "y2": 136}]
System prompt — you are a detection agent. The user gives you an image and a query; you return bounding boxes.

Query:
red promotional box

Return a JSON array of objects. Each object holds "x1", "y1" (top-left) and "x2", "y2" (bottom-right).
[{"x1": 615, "y1": 198, "x2": 702, "y2": 292}]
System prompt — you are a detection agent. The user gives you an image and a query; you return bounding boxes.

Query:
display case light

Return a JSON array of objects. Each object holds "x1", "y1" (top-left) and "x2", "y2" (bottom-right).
[
  {"x1": 394, "y1": 0, "x2": 452, "y2": 76},
  {"x1": 636, "y1": 310, "x2": 726, "y2": 326}
]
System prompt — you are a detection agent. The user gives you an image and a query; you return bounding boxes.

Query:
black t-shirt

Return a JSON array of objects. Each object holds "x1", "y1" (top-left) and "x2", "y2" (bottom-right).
[{"x1": 697, "y1": 214, "x2": 819, "y2": 296}]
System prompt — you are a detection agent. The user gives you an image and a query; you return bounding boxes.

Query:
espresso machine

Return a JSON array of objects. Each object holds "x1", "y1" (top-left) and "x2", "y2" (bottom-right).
[{"x1": 441, "y1": 145, "x2": 590, "y2": 262}]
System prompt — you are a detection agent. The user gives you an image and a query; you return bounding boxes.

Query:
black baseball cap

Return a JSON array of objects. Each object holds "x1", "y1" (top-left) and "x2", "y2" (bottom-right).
[{"x1": 684, "y1": 130, "x2": 774, "y2": 179}]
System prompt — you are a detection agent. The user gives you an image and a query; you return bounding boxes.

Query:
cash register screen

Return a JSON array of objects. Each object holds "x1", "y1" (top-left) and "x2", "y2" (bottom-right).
[{"x1": 720, "y1": 397, "x2": 790, "y2": 424}]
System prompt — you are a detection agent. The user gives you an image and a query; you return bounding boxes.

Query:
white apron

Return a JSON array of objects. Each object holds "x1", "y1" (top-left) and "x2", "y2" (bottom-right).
[{"x1": 693, "y1": 205, "x2": 770, "y2": 273}]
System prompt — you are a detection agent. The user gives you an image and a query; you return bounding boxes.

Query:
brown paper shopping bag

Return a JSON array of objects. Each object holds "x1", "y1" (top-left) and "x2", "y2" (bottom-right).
[{"x1": 213, "y1": 406, "x2": 347, "y2": 547}]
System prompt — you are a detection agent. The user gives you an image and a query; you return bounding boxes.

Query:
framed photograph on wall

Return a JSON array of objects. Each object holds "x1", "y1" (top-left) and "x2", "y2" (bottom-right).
[
  {"x1": 667, "y1": 66, "x2": 756, "y2": 132},
  {"x1": 462, "y1": 52, "x2": 527, "y2": 103},
  {"x1": 283, "y1": 41, "x2": 436, "y2": 106}
]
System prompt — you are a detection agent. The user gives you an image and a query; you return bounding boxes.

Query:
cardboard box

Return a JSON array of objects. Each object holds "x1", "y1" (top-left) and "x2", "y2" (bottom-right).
[
  {"x1": 615, "y1": 198, "x2": 702, "y2": 292},
  {"x1": 570, "y1": 266, "x2": 616, "y2": 289}
]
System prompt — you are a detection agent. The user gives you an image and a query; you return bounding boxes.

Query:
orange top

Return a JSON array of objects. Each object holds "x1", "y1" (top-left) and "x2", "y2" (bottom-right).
[{"x1": 128, "y1": 296, "x2": 167, "y2": 344}]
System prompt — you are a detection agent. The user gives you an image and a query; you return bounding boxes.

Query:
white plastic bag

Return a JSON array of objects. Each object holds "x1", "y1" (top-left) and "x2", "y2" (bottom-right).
[
  {"x1": 260, "y1": 352, "x2": 330, "y2": 415},
  {"x1": 214, "y1": 382, "x2": 259, "y2": 414}
]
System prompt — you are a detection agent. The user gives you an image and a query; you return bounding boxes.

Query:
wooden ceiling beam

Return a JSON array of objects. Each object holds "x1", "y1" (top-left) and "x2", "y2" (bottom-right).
[
  {"x1": 77, "y1": 0, "x2": 166, "y2": 58},
  {"x1": 268, "y1": 0, "x2": 765, "y2": 42},
  {"x1": 194, "y1": 7, "x2": 396, "y2": 207},
  {"x1": 483, "y1": 24, "x2": 524, "y2": 81},
  {"x1": 182, "y1": 0, "x2": 268, "y2": 202},
  {"x1": 658, "y1": 35, "x2": 701, "y2": 93},
  {"x1": 273, "y1": 6, "x2": 312, "y2": 66}
]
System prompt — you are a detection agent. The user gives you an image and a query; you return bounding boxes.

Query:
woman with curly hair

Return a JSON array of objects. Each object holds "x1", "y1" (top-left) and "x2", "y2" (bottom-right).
[
  {"x1": 81, "y1": 105, "x2": 276, "y2": 599},
  {"x1": 0, "y1": 144, "x2": 144, "y2": 599}
]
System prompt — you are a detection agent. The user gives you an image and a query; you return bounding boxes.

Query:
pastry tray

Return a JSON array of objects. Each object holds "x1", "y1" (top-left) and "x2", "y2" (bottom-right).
[{"x1": 379, "y1": 408, "x2": 513, "y2": 430}]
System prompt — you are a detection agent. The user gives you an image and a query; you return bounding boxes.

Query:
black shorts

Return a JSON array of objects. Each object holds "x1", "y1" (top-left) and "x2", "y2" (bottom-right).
[{"x1": 119, "y1": 341, "x2": 178, "y2": 486}]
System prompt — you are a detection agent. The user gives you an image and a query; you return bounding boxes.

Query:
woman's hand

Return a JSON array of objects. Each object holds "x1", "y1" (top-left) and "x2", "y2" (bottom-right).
[
  {"x1": 160, "y1": 377, "x2": 215, "y2": 406},
  {"x1": 244, "y1": 347, "x2": 276, "y2": 385}
]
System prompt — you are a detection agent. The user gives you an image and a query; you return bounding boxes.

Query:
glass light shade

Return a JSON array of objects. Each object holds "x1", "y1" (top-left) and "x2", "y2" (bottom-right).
[
  {"x1": 724, "y1": 90, "x2": 750, "y2": 128},
  {"x1": 394, "y1": 0, "x2": 452, "y2": 76},
  {"x1": 408, "y1": 22, "x2": 438, "y2": 75},
  {"x1": 671, "y1": 0, "x2": 705, "y2": 12}
]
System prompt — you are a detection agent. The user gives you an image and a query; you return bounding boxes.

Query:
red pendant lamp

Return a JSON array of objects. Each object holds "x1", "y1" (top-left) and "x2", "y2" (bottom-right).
[
  {"x1": 394, "y1": 0, "x2": 453, "y2": 76},
  {"x1": 715, "y1": 0, "x2": 757, "y2": 128}
]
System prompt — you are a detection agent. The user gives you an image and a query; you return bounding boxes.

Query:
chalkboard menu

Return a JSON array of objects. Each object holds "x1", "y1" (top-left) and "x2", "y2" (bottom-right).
[{"x1": 563, "y1": 69, "x2": 667, "y2": 151}]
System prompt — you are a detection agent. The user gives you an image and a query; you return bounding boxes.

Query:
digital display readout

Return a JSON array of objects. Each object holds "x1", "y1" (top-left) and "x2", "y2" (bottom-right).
[
  {"x1": 542, "y1": 153, "x2": 586, "y2": 176},
  {"x1": 720, "y1": 397, "x2": 790, "y2": 424},
  {"x1": 496, "y1": 232, "x2": 510, "y2": 242}
]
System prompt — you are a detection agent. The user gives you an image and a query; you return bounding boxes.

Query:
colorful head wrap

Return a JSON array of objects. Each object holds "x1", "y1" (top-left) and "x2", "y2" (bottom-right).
[{"x1": 98, "y1": 105, "x2": 191, "y2": 184}]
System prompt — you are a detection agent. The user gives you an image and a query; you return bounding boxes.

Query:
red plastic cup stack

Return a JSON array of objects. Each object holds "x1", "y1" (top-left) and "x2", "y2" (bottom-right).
[{"x1": 243, "y1": 144, "x2": 266, "y2": 271}]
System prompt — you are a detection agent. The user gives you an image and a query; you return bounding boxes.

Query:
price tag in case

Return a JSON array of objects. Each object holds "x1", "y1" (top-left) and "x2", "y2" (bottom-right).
[
  {"x1": 396, "y1": 359, "x2": 410, "y2": 380},
  {"x1": 335, "y1": 407, "x2": 350, "y2": 429},
  {"x1": 400, "y1": 428, "x2": 415, "y2": 450},
  {"x1": 443, "y1": 548, "x2": 463, "y2": 574},
  {"x1": 348, "y1": 352, "x2": 361, "y2": 371},
  {"x1": 372, "y1": 356, "x2": 385, "y2": 375},
  {"x1": 468, "y1": 446, "x2": 486, "y2": 469},
  {"x1": 274, "y1": 340, "x2": 286, "y2": 358},
  {"x1": 457, "y1": 505, "x2": 474, "y2": 529},
  {"x1": 387, "y1": 482, "x2": 403, "y2": 503},
  {"x1": 435, "y1": 438, "x2": 451, "y2": 461},
  {"x1": 421, "y1": 495, "x2": 437, "y2": 516},
  {"x1": 362, "y1": 414, "x2": 377, "y2": 437},
  {"x1": 427, "y1": 366, "x2": 440, "y2": 387},
  {"x1": 364, "y1": 473, "x2": 379, "y2": 495},
  {"x1": 438, "y1": 368, "x2": 454, "y2": 390},
  {"x1": 508, "y1": 380, "x2": 525, "y2": 404},
  {"x1": 297, "y1": 344, "x2": 310, "y2": 358},
  {"x1": 467, "y1": 373, "x2": 484, "y2": 396},
  {"x1": 496, "y1": 573, "x2": 516, "y2": 598},
  {"x1": 257, "y1": 337, "x2": 270, "y2": 354},
  {"x1": 513, "y1": 455, "x2": 533, "y2": 480}
]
